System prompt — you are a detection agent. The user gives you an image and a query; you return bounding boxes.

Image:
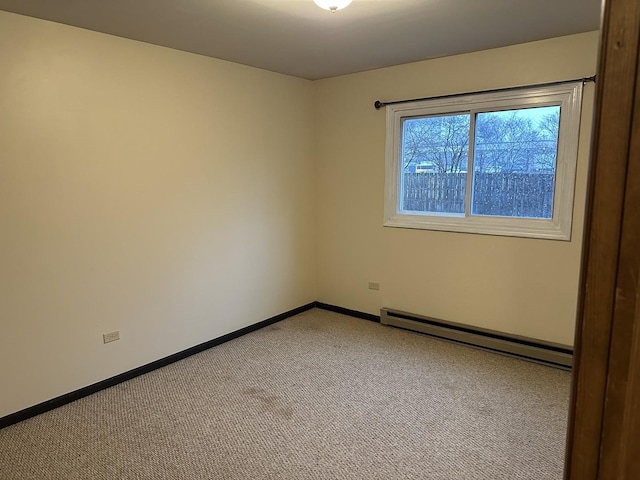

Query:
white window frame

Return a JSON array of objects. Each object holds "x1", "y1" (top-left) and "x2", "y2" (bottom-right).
[{"x1": 383, "y1": 82, "x2": 584, "y2": 240}]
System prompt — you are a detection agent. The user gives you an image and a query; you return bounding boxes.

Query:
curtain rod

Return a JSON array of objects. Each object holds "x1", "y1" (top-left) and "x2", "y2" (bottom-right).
[{"x1": 373, "y1": 75, "x2": 596, "y2": 110}]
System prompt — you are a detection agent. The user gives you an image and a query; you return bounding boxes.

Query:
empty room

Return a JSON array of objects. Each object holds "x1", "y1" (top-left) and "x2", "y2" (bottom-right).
[{"x1": 4, "y1": 0, "x2": 638, "y2": 479}]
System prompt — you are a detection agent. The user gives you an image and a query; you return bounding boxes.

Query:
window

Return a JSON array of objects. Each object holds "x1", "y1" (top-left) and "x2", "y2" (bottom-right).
[{"x1": 383, "y1": 82, "x2": 583, "y2": 240}]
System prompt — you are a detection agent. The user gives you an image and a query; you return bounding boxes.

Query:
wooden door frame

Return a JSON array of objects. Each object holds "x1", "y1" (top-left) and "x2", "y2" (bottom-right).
[{"x1": 565, "y1": 0, "x2": 640, "y2": 478}]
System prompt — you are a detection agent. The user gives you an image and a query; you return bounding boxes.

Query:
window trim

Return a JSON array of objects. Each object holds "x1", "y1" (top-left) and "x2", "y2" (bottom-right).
[{"x1": 383, "y1": 82, "x2": 584, "y2": 240}]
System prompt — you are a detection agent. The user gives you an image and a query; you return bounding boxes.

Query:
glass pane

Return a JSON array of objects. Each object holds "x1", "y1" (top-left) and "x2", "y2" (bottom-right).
[
  {"x1": 471, "y1": 106, "x2": 560, "y2": 219},
  {"x1": 400, "y1": 113, "x2": 469, "y2": 214}
]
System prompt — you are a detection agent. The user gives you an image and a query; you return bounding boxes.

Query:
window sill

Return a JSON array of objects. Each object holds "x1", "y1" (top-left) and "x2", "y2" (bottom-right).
[{"x1": 383, "y1": 212, "x2": 571, "y2": 240}]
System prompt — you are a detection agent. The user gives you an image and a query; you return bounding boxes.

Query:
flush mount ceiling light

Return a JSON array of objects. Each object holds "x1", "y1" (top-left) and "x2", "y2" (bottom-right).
[{"x1": 313, "y1": 0, "x2": 352, "y2": 13}]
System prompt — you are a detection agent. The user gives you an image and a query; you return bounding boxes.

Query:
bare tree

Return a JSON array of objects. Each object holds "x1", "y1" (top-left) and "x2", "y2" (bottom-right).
[
  {"x1": 533, "y1": 110, "x2": 560, "y2": 171},
  {"x1": 402, "y1": 114, "x2": 470, "y2": 172},
  {"x1": 402, "y1": 108, "x2": 559, "y2": 174},
  {"x1": 472, "y1": 108, "x2": 561, "y2": 173},
  {"x1": 475, "y1": 111, "x2": 542, "y2": 173},
  {"x1": 538, "y1": 110, "x2": 560, "y2": 141}
]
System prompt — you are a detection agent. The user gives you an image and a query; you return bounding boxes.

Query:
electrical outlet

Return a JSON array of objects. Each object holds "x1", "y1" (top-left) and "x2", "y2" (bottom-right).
[
  {"x1": 103, "y1": 331, "x2": 120, "y2": 344},
  {"x1": 368, "y1": 282, "x2": 380, "y2": 291}
]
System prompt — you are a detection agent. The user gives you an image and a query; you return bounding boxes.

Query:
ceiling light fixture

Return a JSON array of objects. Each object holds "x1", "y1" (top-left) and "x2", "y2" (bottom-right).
[{"x1": 313, "y1": 0, "x2": 352, "y2": 13}]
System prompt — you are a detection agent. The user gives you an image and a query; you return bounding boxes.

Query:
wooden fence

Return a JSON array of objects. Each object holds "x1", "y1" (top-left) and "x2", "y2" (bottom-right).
[{"x1": 402, "y1": 172, "x2": 555, "y2": 218}]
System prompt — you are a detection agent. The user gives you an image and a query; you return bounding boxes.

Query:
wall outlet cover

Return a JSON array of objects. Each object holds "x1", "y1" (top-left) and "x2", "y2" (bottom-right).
[{"x1": 103, "y1": 331, "x2": 120, "y2": 344}]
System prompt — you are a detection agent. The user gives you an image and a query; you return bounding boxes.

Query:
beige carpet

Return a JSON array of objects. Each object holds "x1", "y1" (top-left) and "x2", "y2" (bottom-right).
[{"x1": 0, "y1": 308, "x2": 571, "y2": 479}]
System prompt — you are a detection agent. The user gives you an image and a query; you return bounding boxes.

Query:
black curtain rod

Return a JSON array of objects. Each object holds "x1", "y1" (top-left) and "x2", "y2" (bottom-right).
[{"x1": 373, "y1": 75, "x2": 596, "y2": 110}]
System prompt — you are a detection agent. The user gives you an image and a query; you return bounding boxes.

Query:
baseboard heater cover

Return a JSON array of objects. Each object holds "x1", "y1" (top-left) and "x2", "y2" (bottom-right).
[{"x1": 380, "y1": 308, "x2": 573, "y2": 369}]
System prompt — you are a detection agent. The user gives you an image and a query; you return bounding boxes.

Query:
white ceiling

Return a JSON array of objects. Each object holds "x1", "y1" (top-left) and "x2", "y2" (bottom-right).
[{"x1": 0, "y1": 0, "x2": 602, "y2": 80}]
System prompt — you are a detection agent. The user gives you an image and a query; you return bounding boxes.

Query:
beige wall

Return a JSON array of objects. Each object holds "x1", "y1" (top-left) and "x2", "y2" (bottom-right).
[
  {"x1": 314, "y1": 32, "x2": 599, "y2": 346},
  {"x1": 0, "y1": 12, "x2": 316, "y2": 418}
]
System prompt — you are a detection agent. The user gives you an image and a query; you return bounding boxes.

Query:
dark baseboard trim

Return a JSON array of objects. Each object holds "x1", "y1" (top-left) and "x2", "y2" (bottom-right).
[
  {"x1": 314, "y1": 302, "x2": 381, "y2": 323},
  {"x1": 0, "y1": 302, "x2": 316, "y2": 430}
]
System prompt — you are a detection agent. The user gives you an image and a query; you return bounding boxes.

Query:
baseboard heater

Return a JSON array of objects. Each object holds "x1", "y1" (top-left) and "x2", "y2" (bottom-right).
[{"x1": 380, "y1": 308, "x2": 573, "y2": 369}]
